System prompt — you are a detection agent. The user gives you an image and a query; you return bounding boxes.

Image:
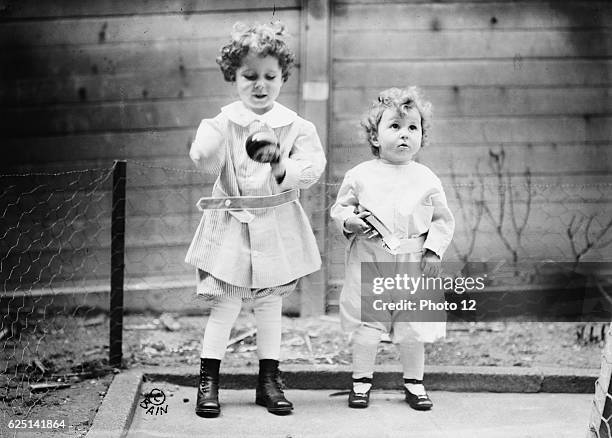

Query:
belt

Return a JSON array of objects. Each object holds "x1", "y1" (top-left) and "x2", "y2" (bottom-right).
[
  {"x1": 395, "y1": 235, "x2": 426, "y2": 254},
  {"x1": 196, "y1": 189, "x2": 298, "y2": 212}
]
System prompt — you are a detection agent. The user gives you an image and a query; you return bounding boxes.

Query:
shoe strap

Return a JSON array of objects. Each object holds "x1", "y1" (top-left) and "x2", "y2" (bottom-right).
[
  {"x1": 353, "y1": 377, "x2": 373, "y2": 384},
  {"x1": 403, "y1": 378, "x2": 423, "y2": 384}
]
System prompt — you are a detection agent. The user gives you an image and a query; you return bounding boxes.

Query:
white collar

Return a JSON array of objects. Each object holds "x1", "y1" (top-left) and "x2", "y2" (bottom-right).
[{"x1": 221, "y1": 101, "x2": 297, "y2": 128}]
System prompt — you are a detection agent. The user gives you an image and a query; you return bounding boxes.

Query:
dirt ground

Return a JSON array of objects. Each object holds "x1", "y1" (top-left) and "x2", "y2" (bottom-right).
[{"x1": 0, "y1": 311, "x2": 605, "y2": 437}]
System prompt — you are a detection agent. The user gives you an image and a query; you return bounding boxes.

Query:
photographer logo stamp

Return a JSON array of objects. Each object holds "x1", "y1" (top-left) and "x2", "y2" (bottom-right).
[{"x1": 140, "y1": 388, "x2": 168, "y2": 416}]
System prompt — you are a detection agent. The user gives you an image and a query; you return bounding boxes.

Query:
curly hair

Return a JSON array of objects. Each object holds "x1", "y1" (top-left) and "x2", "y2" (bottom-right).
[
  {"x1": 361, "y1": 87, "x2": 433, "y2": 157},
  {"x1": 216, "y1": 21, "x2": 296, "y2": 82}
]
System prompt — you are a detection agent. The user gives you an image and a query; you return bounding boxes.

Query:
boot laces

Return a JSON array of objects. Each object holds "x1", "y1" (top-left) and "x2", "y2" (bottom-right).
[
  {"x1": 264, "y1": 369, "x2": 286, "y2": 394},
  {"x1": 199, "y1": 367, "x2": 216, "y2": 391}
]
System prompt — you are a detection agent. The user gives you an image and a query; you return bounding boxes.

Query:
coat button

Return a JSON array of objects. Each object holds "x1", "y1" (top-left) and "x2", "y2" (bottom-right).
[{"x1": 224, "y1": 199, "x2": 232, "y2": 207}]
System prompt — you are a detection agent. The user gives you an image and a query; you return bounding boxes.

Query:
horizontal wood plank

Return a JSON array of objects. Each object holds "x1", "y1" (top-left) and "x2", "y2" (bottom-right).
[
  {"x1": 0, "y1": 37, "x2": 301, "y2": 79},
  {"x1": 4, "y1": 99, "x2": 608, "y2": 139},
  {"x1": 334, "y1": 86, "x2": 612, "y2": 118},
  {"x1": 325, "y1": 176, "x2": 612, "y2": 205},
  {"x1": 0, "y1": 0, "x2": 299, "y2": 19},
  {"x1": 333, "y1": 60, "x2": 612, "y2": 87},
  {"x1": 337, "y1": 0, "x2": 597, "y2": 4},
  {"x1": 0, "y1": 69, "x2": 299, "y2": 106},
  {"x1": 329, "y1": 142, "x2": 612, "y2": 176},
  {"x1": 0, "y1": 157, "x2": 214, "y2": 189},
  {"x1": 1, "y1": 93, "x2": 299, "y2": 136},
  {"x1": 332, "y1": 115, "x2": 612, "y2": 146},
  {"x1": 3, "y1": 129, "x2": 194, "y2": 165},
  {"x1": 0, "y1": 10, "x2": 300, "y2": 47},
  {"x1": 334, "y1": 30, "x2": 612, "y2": 60},
  {"x1": 333, "y1": 2, "x2": 612, "y2": 31}
]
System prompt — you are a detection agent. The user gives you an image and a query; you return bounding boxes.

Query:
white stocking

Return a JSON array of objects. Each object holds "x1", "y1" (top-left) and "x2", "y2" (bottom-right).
[
  {"x1": 399, "y1": 341, "x2": 426, "y2": 395},
  {"x1": 201, "y1": 296, "x2": 242, "y2": 360},
  {"x1": 253, "y1": 294, "x2": 283, "y2": 360}
]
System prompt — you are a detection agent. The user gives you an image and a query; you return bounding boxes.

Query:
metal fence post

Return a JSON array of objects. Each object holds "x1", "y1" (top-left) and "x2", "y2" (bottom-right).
[{"x1": 110, "y1": 160, "x2": 126, "y2": 367}]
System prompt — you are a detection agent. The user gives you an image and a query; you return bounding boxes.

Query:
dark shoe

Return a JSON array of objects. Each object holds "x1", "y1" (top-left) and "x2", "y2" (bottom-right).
[
  {"x1": 255, "y1": 359, "x2": 293, "y2": 415},
  {"x1": 348, "y1": 377, "x2": 372, "y2": 409},
  {"x1": 195, "y1": 358, "x2": 221, "y2": 418},
  {"x1": 403, "y1": 378, "x2": 433, "y2": 411}
]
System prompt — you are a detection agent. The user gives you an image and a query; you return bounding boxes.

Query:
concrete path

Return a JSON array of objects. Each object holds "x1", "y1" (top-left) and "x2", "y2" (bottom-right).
[{"x1": 126, "y1": 381, "x2": 592, "y2": 438}]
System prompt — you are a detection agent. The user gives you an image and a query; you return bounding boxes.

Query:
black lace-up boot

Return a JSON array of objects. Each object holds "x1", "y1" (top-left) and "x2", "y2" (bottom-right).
[
  {"x1": 255, "y1": 359, "x2": 293, "y2": 415},
  {"x1": 195, "y1": 358, "x2": 220, "y2": 418}
]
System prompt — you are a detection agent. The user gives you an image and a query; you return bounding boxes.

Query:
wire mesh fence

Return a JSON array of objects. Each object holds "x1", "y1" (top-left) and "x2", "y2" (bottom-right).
[
  {"x1": 589, "y1": 324, "x2": 612, "y2": 438},
  {"x1": 0, "y1": 160, "x2": 611, "y2": 435},
  {"x1": 1, "y1": 166, "x2": 114, "y2": 421}
]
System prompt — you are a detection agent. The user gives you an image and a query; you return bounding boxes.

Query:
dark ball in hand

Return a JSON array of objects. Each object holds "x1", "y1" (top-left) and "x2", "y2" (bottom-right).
[{"x1": 245, "y1": 132, "x2": 280, "y2": 163}]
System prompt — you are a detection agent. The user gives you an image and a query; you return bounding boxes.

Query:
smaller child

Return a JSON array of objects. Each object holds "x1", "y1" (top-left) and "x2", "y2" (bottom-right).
[{"x1": 331, "y1": 87, "x2": 454, "y2": 410}]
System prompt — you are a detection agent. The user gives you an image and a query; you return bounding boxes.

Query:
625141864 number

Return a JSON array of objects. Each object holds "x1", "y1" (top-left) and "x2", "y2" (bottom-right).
[{"x1": 8, "y1": 419, "x2": 66, "y2": 429}]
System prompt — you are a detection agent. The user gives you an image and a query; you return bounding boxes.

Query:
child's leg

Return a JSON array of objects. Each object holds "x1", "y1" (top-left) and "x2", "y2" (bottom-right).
[
  {"x1": 399, "y1": 340, "x2": 433, "y2": 410},
  {"x1": 399, "y1": 340, "x2": 426, "y2": 394},
  {"x1": 352, "y1": 325, "x2": 381, "y2": 379},
  {"x1": 201, "y1": 296, "x2": 243, "y2": 359},
  {"x1": 348, "y1": 325, "x2": 381, "y2": 408},
  {"x1": 196, "y1": 295, "x2": 242, "y2": 417},
  {"x1": 253, "y1": 294, "x2": 293, "y2": 415},
  {"x1": 253, "y1": 294, "x2": 282, "y2": 359},
  {"x1": 399, "y1": 340, "x2": 425, "y2": 381}
]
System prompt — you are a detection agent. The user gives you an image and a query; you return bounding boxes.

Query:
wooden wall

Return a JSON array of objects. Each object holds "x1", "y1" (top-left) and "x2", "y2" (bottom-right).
[
  {"x1": 2, "y1": 0, "x2": 611, "y2": 313},
  {"x1": 326, "y1": 1, "x2": 612, "y2": 295},
  {"x1": 0, "y1": 1, "x2": 302, "y2": 288}
]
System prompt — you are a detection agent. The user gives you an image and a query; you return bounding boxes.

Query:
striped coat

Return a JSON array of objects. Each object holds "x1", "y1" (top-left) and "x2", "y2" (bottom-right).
[{"x1": 185, "y1": 101, "x2": 326, "y2": 294}]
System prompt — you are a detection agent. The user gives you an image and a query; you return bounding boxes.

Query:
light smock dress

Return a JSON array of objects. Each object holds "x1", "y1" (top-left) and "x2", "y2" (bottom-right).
[
  {"x1": 185, "y1": 101, "x2": 326, "y2": 300},
  {"x1": 331, "y1": 159, "x2": 455, "y2": 343}
]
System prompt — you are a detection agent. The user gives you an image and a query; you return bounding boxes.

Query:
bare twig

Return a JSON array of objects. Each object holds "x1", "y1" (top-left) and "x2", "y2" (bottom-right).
[
  {"x1": 83, "y1": 314, "x2": 105, "y2": 327},
  {"x1": 33, "y1": 359, "x2": 46, "y2": 374},
  {"x1": 489, "y1": 149, "x2": 506, "y2": 227},
  {"x1": 449, "y1": 159, "x2": 485, "y2": 263},
  {"x1": 30, "y1": 382, "x2": 71, "y2": 392},
  {"x1": 483, "y1": 147, "x2": 532, "y2": 264},
  {"x1": 507, "y1": 168, "x2": 531, "y2": 263},
  {"x1": 567, "y1": 214, "x2": 612, "y2": 263}
]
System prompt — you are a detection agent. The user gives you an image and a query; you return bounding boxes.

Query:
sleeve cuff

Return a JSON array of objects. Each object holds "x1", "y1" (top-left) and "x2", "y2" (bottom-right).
[
  {"x1": 423, "y1": 246, "x2": 441, "y2": 258},
  {"x1": 423, "y1": 239, "x2": 450, "y2": 259},
  {"x1": 277, "y1": 158, "x2": 301, "y2": 191}
]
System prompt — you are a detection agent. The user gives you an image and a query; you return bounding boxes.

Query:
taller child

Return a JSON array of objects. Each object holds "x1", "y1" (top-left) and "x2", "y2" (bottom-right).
[{"x1": 185, "y1": 21, "x2": 326, "y2": 418}]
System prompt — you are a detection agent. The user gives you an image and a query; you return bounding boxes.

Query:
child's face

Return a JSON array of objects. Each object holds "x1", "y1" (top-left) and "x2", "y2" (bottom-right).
[
  {"x1": 374, "y1": 107, "x2": 422, "y2": 164},
  {"x1": 235, "y1": 53, "x2": 283, "y2": 115}
]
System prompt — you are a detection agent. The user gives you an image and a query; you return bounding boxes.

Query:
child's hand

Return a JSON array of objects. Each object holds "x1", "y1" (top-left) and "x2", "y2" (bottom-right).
[
  {"x1": 344, "y1": 211, "x2": 374, "y2": 235},
  {"x1": 254, "y1": 143, "x2": 281, "y2": 163},
  {"x1": 420, "y1": 249, "x2": 441, "y2": 277},
  {"x1": 270, "y1": 159, "x2": 286, "y2": 183}
]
